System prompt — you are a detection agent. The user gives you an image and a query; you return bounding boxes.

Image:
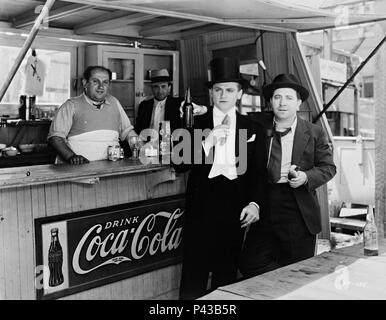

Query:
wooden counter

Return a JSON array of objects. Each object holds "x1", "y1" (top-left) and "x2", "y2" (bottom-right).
[
  {"x1": 200, "y1": 241, "x2": 386, "y2": 300},
  {"x1": 0, "y1": 158, "x2": 172, "y2": 189},
  {"x1": 0, "y1": 159, "x2": 186, "y2": 300}
]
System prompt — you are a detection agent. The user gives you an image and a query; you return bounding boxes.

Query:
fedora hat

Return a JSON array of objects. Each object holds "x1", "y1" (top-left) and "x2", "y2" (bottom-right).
[
  {"x1": 206, "y1": 57, "x2": 248, "y2": 89},
  {"x1": 150, "y1": 68, "x2": 172, "y2": 84},
  {"x1": 262, "y1": 73, "x2": 309, "y2": 101}
]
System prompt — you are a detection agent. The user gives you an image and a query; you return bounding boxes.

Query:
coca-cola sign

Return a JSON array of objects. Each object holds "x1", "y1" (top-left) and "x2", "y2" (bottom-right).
[{"x1": 35, "y1": 196, "x2": 184, "y2": 300}]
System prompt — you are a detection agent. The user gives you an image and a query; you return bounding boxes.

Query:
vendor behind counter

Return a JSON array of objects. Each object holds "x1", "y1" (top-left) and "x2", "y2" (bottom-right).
[{"x1": 48, "y1": 66, "x2": 138, "y2": 165}]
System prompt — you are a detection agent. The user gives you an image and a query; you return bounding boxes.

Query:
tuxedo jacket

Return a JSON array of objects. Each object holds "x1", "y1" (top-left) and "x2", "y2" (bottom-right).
[
  {"x1": 264, "y1": 116, "x2": 336, "y2": 235},
  {"x1": 177, "y1": 108, "x2": 268, "y2": 223},
  {"x1": 134, "y1": 96, "x2": 183, "y2": 135}
]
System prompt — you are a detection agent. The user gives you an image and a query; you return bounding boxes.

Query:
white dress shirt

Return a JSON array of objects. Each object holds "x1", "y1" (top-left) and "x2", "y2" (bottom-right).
[
  {"x1": 204, "y1": 106, "x2": 238, "y2": 180},
  {"x1": 150, "y1": 98, "x2": 166, "y2": 132}
]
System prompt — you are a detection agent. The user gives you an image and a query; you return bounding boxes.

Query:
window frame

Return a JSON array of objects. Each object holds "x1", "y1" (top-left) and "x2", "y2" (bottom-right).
[{"x1": 0, "y1": 36, "x2": 78, "y2": 113}]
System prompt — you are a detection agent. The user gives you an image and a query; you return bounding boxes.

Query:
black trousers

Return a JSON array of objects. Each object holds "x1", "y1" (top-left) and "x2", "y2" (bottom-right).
[
  {"x1": 179, "y1": 175, "x2": 244, "y2": 300},
  {"x1": 240, "y1": 183, "x2": 316, "y2": 278}
]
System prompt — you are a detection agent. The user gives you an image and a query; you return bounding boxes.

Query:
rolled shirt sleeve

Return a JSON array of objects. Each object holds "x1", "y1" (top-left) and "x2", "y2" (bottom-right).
[{"x1": 47, "y1": 99, "x2": 75, "y2": 140}]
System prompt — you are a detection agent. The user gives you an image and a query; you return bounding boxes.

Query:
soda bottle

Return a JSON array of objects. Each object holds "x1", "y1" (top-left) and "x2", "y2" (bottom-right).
[
  {"x1": 159, "y1": 120, "x2": 171, "y2": 164},
  {"x1": 48, "y1": 228, "x2": 64, "y2": 287},
  {"x1": 363, "y1": 205, "x2": 378, "y2": 256},
  {"x1": 182, "y1": 87, "x2": 194, "y2": 128}
]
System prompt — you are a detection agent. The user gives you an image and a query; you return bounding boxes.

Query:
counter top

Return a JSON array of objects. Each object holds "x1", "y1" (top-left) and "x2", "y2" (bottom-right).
[
  {"x1": 200, "y1": 241, "x2": 386, "y2": 300},
  {"x1": 0, "y1": 158, "x2": 170, "y2": 189}
]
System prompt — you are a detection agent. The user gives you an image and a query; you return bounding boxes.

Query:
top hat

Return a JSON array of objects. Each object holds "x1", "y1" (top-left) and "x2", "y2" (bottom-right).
[
  {"x1": 262, "y1": 73, "x2": 309, "y2": 101},
  {"x1": 150, "y1": 68, "x2": 172, "y2": 84},
  {"x1": 206, "y1": 57, "x2": 249, "y2": 89}
]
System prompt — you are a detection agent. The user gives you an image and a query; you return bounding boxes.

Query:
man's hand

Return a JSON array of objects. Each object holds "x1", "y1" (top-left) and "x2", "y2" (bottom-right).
[
  {"x1": 203, "y1": 124, "x2": 229, "y2": 149},
  {"x1": 240, "y1": 203, "x2": 260, "y2": 228},
  {"x1": 179, "y1": 101, "x2": 207, "y2": 118},
  {"x1": 288, "y1": 170, "x2": 307, "y2": 188},
  {"x1": 67, "y1": 154, "x2": 89, "y2": 165}
]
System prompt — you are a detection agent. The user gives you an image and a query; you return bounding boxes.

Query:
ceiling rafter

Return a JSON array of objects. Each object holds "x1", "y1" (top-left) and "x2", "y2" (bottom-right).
[
  {"x1": 60, "y1": 0, "x2": 294, "y2": 32},
  {"x1": 140, "y1": 20, "x2": 208, "y2": 37},
  {"x1": 13, "y1": 3, "x2": 94, "y2": 28},
  {"x1": 75, "y1": 12, "x2": 157, "y2": 34}
]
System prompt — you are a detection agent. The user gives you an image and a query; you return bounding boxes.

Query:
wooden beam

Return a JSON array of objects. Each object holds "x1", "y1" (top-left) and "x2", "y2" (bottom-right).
[
  {"x1": 0, "y1": 0, "x2": 57, "y2": 103},
  {"x1": 225, "y1": 17, "x2": 334, "y2": 24},
  {"x1": 180, "y1": 24, "x2": 230, "y2": 39},
  {"x1": 13, "y1": 3, "x2": 94, "y2": 28},
  {"x1": 75, "y1": 12, "x2": 157, "y2": 35},
  {"x1": 140, "y1": 20, "x2": 207, "y2": 37}
]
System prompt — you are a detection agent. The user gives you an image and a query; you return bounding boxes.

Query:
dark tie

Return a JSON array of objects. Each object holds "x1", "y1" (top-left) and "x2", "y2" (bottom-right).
[
  {"x1": 93, "y1": 100, "x2": 105, "y2": 109},
  {"x1": 267, "y1": 127, "x2": 291, "y2": 183}
]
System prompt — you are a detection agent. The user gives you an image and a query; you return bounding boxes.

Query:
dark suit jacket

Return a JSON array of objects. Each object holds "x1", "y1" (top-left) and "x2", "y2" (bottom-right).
[
  {"x1": 176, "y1": 107, "x2": 268, "y2": 266},
  {"x1": 178, "y1": 107, "x2": 268, "y2": 223},
  {"x1": 265, "y1": 116, "x2": 336, "y2": 235},
  {"x1": 135, "y1": 96, "x2": 183, "y2": 135}
]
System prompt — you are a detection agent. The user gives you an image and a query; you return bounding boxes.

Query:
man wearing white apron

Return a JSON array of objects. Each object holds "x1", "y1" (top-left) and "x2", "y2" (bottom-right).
[{"x1": 48, "y1": 66, "x2": 138, "y2": 164}]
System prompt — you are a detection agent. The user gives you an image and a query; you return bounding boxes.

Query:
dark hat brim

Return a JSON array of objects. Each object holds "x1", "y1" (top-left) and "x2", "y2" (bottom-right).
[
  {"x1": 263, "y1": 82, "x2": 309, "y2": 101},
  {"x1": 206, "y1": 78, "x2": 249, "y2": 90},
  {"x1": 151, "y1": 76, "x2": 172, "y2": 84}
]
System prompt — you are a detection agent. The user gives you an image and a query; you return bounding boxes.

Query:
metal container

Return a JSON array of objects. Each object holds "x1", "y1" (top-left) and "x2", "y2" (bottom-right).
[{"x1": 108, "y1": 145, "x2": 121, "y2": 161}]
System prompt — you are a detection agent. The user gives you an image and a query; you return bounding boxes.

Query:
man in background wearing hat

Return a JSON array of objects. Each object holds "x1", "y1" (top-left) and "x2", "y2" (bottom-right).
[
  {"x1": 240, "y1": 73, "x2": 336, "y2": 277},
  {"x1": 178, "y1": 57, "x2": 267, "y2": 300},
  {"x1": 135, "y1": 68, "x2": 183, "y2": 138}
]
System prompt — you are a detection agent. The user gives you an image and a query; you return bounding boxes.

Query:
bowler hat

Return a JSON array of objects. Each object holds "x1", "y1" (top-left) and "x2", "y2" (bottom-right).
[
  {"x1": 150, "y1": 68, "x2": 172, "y2": 84},
  {"x1": 262, "y1": 73, "x2": 309, "y2": 101},
  {"x1": 206, "y1": 57, "x2": 248, "y2": 89}
]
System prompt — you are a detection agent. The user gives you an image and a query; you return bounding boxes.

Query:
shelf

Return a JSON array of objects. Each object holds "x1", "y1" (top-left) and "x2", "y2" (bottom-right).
[
  {"x1": 0, "y1": 150, "x2": 56, "y2": 168},
  {"x1": 111, "y1": 79, "x2": 134, "y2": 83},
  {"x1": 1, "y1": 119, "x2": 51, "y2": 127}
]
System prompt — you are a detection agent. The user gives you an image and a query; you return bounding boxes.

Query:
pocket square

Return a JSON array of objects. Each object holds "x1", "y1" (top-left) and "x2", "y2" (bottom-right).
[{"x1": 247, "y1": 134, "x2": 256, "y2": 143}]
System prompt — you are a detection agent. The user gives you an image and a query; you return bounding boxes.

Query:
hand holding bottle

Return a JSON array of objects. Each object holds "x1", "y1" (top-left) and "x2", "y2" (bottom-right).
[{"x1": 179, "y1": 101, "x2": 207, "y2": 117}]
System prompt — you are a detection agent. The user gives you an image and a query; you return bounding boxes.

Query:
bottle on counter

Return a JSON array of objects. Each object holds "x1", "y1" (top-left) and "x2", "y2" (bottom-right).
[
  {"x1": 159, "y1": 120, "x2": 171, "y2": 164},
  {"x1": 363, "y1": 205, "x2": 379, "y2": 256},
  {"x1": 182, "y1": 87, "x2": 194, "y2": 128},
  {"x1": 48, "y1": 228, "x2": 64, "y2": 287}
]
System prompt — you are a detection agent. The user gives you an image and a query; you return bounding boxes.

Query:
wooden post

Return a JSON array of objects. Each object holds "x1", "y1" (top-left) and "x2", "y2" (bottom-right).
[
  {"x1": 0, "y1": 0, "x2": 56, "y2": 102},
  {"x1": 375, "y1": 0, "x2": 386, "y2": 239}
]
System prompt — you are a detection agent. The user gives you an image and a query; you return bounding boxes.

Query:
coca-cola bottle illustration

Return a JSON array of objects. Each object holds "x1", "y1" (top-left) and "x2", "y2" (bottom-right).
[{"x1": 48, "y1": 228, "x2": 64, "y2": 287}]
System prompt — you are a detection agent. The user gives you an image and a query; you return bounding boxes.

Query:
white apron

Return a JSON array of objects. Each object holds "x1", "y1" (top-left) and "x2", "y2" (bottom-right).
[{"x1": 57, "y1": 130, "x2": 119, "y2": 163}]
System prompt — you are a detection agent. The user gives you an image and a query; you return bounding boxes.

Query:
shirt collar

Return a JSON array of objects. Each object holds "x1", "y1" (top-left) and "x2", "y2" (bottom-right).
[
  {"x1": 273, "y1": 116, "x2": 297, "y2": 133},
  {"x1": 83, "y1": 93, "x2": 111, "y2": 108},
  {"x1": 213, "y1": 106, "x2": 236, "y2": 119},
  {"x1": 154, "y1": 97, "x2": 167, "y2": 107}
]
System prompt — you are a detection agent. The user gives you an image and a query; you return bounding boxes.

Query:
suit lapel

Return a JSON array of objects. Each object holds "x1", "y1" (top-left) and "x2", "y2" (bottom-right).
[
  {"x1": 236, "y1": 111, "x2": 249, "y2": 158},
  {"x1": 145, "y1": 99, "x2": 154, "y2": 128},
  {"x1": 291, "y1": 117, "x2": 310, "y2": 166},
  {"x1": 164, "y1": 96, "x2": 171, "y2": 122},
  {"x1": 201, "y1": 109, "x2": 214, "y2": 170}
]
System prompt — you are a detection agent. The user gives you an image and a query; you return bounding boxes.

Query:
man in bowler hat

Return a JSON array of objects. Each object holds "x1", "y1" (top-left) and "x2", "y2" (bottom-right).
[
  {"x1": 178, "y1": 57, "x2": 268, "y2": 299},
  {"x1": 240, "y1": 73, "x2": 336, "y2": 277},
  {"x1": 135, "y1": 68, "x2": 183, "y2": 137}
]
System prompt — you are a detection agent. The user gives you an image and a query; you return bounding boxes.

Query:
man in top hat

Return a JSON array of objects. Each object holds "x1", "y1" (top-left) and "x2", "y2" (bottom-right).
[
  {"x1": 135, "y1": 68, "x2": 183, "y2": 138},
  {"x1": 240, "y1": 73, "x2": 336, "y2": 277},
  {"x1": 177, "y1": 57, "x2": 268, "y2": 300}
]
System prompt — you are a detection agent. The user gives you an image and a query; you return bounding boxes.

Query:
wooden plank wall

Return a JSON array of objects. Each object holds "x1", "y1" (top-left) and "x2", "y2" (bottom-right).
[{"x1": 0, "y1": 172, "x2": 185, "y2": 300}]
